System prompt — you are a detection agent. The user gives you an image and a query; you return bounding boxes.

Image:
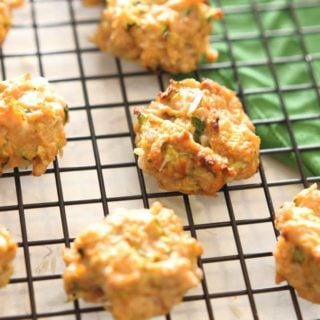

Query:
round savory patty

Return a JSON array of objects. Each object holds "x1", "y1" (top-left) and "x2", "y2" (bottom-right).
[
  {"x1": 0, "y1": 227, "x2": 17, "y2": 288},
  {"x1": 0, "y1": 73, "x2": 69, "y2": 176},
  {"x1": 93, "y1": 0, "x2": 222, "y2": 73},
  {"x1": 274, "y1": 184, "x2": 320, "y2": 303},
  {"x1": 0, "y1": 0, "x2": 24, "y2": 45},
  {"x1": 63, "y1": 202, "x2": 203, "y2": 320},
  {"x1": 134, "y1": 78, "x2": 260, "y2": 195}
]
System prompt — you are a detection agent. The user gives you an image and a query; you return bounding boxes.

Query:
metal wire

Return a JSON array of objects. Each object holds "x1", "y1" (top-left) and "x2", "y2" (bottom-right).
[{"x1": 0, "y1": 0, "x2": 319, "y2": 319}]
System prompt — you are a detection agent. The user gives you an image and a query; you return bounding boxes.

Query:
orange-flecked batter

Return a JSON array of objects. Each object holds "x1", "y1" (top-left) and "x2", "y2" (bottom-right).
[
  {"x1": 0, "y1": 74, "x2": 69, "y2": 176},
  {"x1": 63, "y1": 202, "x2": 203, "y2": 320},
  {"x1": 274, "y1": 184, "x2": 320, "y2": 303},
  {"x1": 94, "y1": 0, "x2": 222, "y2": 73},
  {"x1": 134, "y1": 78, "x2": 260, "y2": 195}
]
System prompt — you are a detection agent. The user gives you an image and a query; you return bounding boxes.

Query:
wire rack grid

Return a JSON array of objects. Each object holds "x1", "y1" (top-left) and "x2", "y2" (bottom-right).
[{"x1": 0, "y1": 0, "x2": 319, "y2": 319}]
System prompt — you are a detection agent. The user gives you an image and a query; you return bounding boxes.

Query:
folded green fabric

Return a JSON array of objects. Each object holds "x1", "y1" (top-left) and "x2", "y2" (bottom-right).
[{"x1": 174, "y1": 1, "x2": 320, "y2": 177}]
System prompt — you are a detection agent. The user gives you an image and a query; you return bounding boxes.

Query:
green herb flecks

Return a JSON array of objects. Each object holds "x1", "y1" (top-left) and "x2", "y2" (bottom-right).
[
  {"x1": 165, "y1": 144, "x2": 179, "y2": 163},
  {"x1": 292, "y1": 247, "x2": 304, "y2": 264},
  {"x1": 161, "y1": 25, "x2": 170, "y2": 38},
  {"x1": 183, "y1": 7, "x2": 193, "y2": 16},
  {"x1": 232, "y1": 161, "x2": 246, "y2": 170},
  {"x1": 126, "y1": 22, "x2": 137, "y2": 31},
  {"x1": 191, "y1": 117, "x2": 205, "y2": 144},
  {"x1": 138, "y1": 113, "x2": 147, "y2": 125},
  {"x1": 159, "y1": 144, "x2": 179, "y2": 172},
  {"x1": 205, "y1": 11, "x2": 214, "y2": 22}
]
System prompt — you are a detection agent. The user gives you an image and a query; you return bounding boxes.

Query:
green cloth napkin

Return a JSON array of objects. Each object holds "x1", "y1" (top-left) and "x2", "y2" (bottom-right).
[{"x1": 175, "y1": 0, "x2": 320, "y2": 177}]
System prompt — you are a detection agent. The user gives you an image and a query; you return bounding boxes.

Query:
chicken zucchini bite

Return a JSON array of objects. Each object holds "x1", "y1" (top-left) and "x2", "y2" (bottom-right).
[
  {"x1": 94, "y1": 0, "x2": 222, "y2": 73},
  {"x1": 134, "y1": 78, "x2": 260, "y2": 195},
  {"x1": 274, "y1": 184, "x2": 320, "y2": 303},
  {"x1": 0, "y1": 227, "x2": 17, "y2": 288},
  {"x1": 0, "y1": 73, "x2": 69, "y2": 176},
  {"x1": 63, "y1": 202, "x2": 203, "y2": 320},
  {"x1": 0, "y1": 0, "x2": 24, "y2": 45}
]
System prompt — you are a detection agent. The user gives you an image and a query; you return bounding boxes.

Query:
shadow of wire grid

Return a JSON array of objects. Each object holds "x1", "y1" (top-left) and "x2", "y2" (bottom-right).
[{"x1": 0, "y1": 0, "x2": 319, "y2": 319}]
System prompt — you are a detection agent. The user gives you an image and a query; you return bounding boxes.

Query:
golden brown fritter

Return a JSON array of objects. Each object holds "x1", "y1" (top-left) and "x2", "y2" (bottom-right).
[
  {"x1": 0, "y1": 73, "x2": 69, "y2": 176},
  {"x1": 134, "y1": 78, "x2": 260, "y2": 195},
  {"x1": 274, "y1": 184, "x2": 320, "y2": 303},
  {"x1": 63, "y1": 202, "x2": 203, "y2": 320},
  {"x1": 0, "y1": 227, "x2": 17, "y2": 288},
  {"x1": 93, "y1": 0, "x2": 222, "y2": 73},
  {"x1": 0, "y1": 0, "x2": 24, "y2": 45}
]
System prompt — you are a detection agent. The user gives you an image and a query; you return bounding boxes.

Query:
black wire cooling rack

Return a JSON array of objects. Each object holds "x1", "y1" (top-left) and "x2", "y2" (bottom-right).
[{"x1": 0, "y1": 0, "x2": 319, "y2": 319}]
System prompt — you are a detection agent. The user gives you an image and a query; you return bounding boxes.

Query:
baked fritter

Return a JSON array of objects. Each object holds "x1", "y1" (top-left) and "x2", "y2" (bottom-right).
[
  {"x1": 63, "y1": 202, "x2": 203, "y2": 320},
  {"x1": 0, "y1": 73, "x2": 69, "y2": 176},
  {"x1": 0, "y1": 227, "x2": 17, "y2": 288},
  {"x1": 274, "y1": 184, "x2": 320, "y2": 303},
  {"x1": 0, "y1": 0, "x2": 24, "y2": 45},
  {"x1": 134, "y1": 78, "x2": 260, "y2": 195},
  {"x1": 94, "y1": 0, "x2": 222, "y2": 73}
]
